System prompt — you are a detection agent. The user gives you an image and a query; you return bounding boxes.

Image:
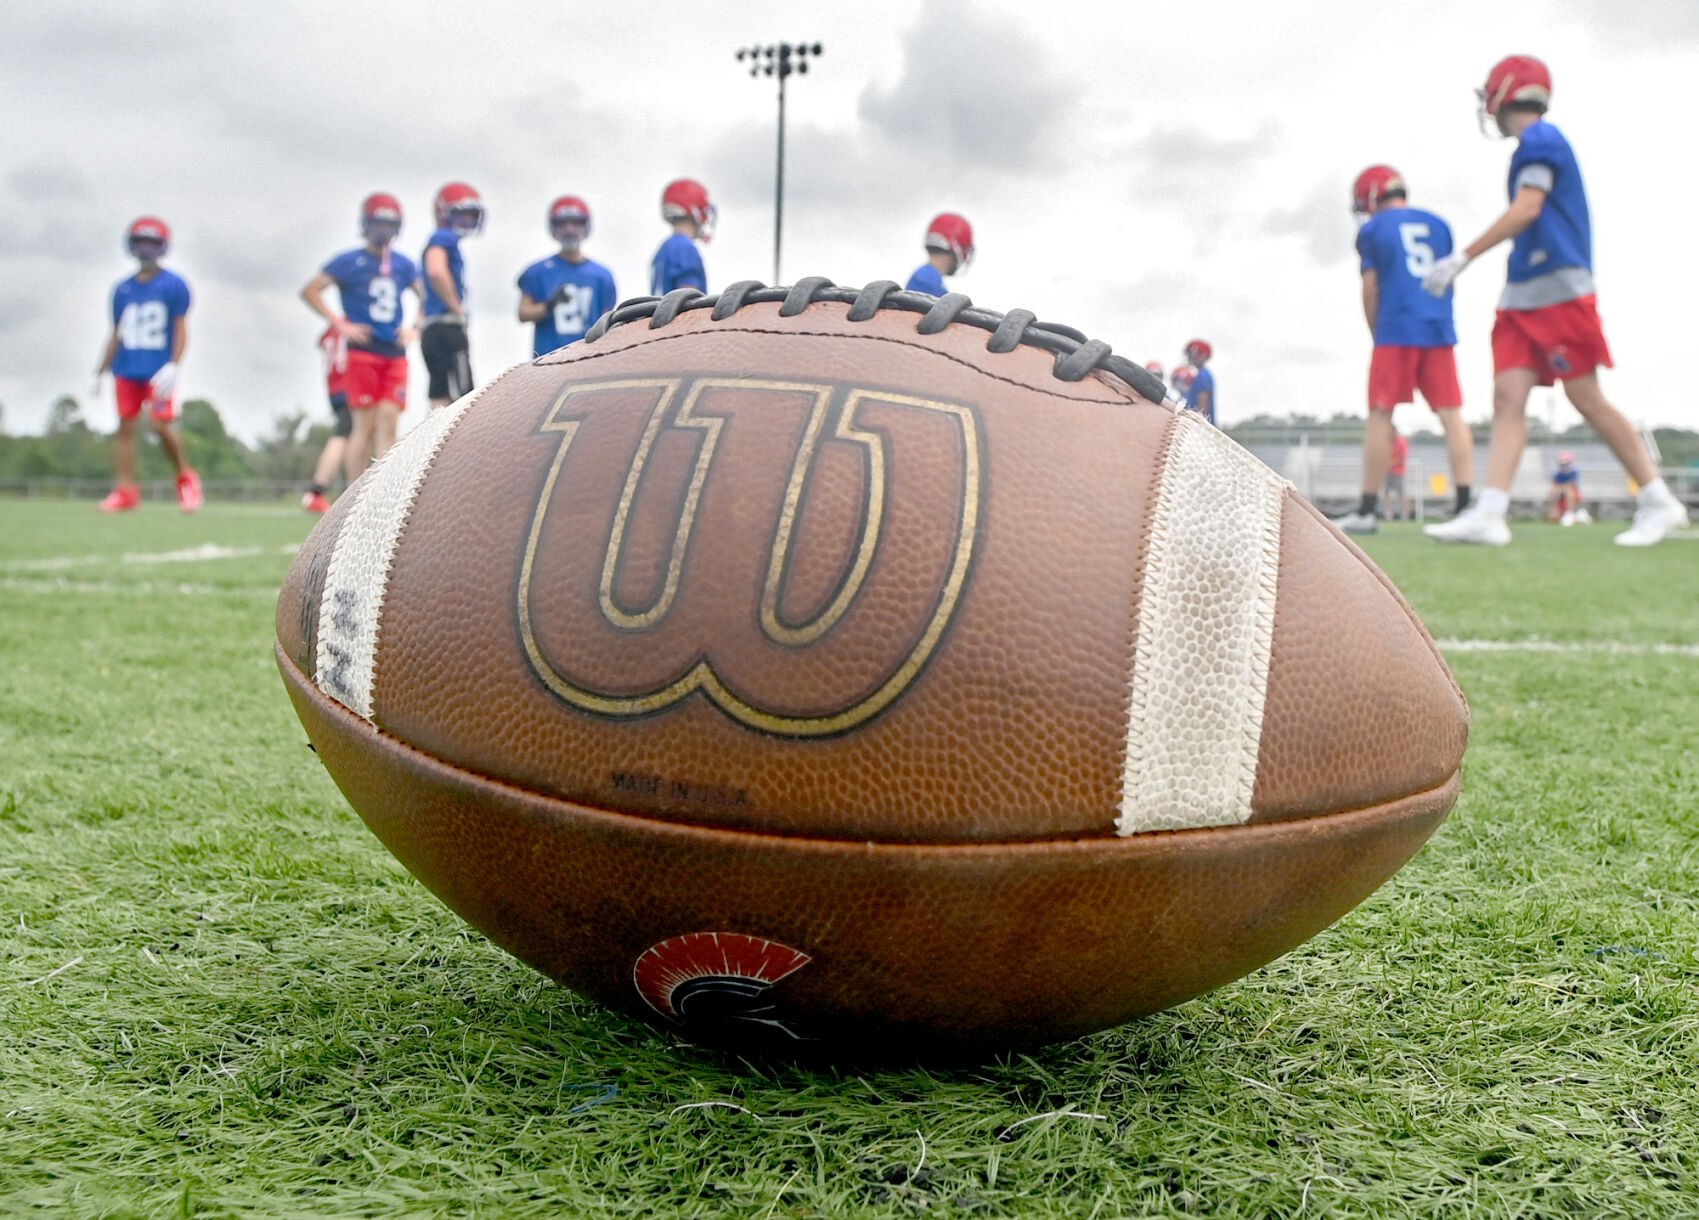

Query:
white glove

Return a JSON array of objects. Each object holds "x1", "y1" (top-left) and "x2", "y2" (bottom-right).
[
  {"x1": 150, "y1": 361, "x2": 178, "y2": 400},
  {"x1": 1423, "y1": 252, "x2": 1470, "y2": 297}
]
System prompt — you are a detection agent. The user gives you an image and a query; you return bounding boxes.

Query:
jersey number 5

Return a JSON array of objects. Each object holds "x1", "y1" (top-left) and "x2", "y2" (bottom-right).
[{"x1": 1399, "y1": 224, "x2": 1435, "y2": 278}]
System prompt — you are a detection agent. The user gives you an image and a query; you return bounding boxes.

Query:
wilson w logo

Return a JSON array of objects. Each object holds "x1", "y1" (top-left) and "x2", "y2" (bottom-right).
[{"x1": 517, "y1": 376, "x2": 982, "y2": 737}]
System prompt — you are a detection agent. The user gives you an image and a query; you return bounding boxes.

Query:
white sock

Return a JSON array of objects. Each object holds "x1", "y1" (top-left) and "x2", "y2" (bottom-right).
[
  {"x1": 1478, "y1": 488, "x2": 1510, "y2": 517},
  {"x1": 1639, "y1": 478, "x2": 1671, "y2": 505}
]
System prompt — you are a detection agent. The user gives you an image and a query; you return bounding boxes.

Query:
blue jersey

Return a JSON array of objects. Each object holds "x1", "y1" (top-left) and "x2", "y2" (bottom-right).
[
  {"x1": 1356, "y1": 207, "x2": 1458, "y2": 348},
  {"x1": 906, "y1": 263, "x2": 946, "y2": 295},
  {"x1": 1508, "y1": 121, "x2": 1592, "y2": 286},
  {"x1": 517, "y1": 255, "x2": 619, "y2": 357},
  {"x1": 110, "y1": 268, "x2": 191, "y2": 381},
  {"x1": 322, "y1": 247, "x2": 419, "y2": 357},
  {"x1": 421, "y1": 227, "x2": 468, "y2": 318},
  {"x1": 1186, "y1": 367, "x2": 1216, "y2": 423},
  {"x1": 650, "y1": 233, "x2": 706, "y2": 296},
  {"x1": 1552, "y1": 466, "x2": 1580, "y2": 486}
]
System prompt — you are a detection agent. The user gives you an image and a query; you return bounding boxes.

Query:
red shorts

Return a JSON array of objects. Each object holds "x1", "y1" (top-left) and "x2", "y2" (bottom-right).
[
  {"x1": 343, "y1": 348, "x2": 408, "y2": 409},
  {"x1": 115, "y1": 376, "x2": 176, "y2": 423},
  {"x1": 1492, "y1": 295, "x2": 1613, "y2": 385},
  {"x1": 1368, "y1": 345, "x2": 1462, "y2": 412}
]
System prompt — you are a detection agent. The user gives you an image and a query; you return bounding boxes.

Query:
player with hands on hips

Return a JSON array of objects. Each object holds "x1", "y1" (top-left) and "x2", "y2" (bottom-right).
[
  {"x1": 301, "y1": 192, "x2": 420, "y2": 483},
  {"x1": 1336, "y1": 165, "x2": 1475, "y2": 535},
  {"x1": 651, "y1": 179, "x2": 712, "y2": 296},
  {"x1": 94, "y1": 216, "x2": 200, "y2": 513},
  {"x1": 905, "y1": 213, "x2": 974, "y2": 296},
  {"x1": 517, "y1": 196, "x2": 618, "y2": 357},
  {"x1": 421, "y1": 182, "x2": 484, "y2": 409},
  {"x1": 1423, "y1": 55, "x2": 1686, "y2": 547}
]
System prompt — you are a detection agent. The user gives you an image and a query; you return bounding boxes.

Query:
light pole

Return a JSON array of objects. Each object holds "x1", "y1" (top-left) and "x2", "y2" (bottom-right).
[{"x1": 736, "y1": 41, "x2": 823, "y2": 285}]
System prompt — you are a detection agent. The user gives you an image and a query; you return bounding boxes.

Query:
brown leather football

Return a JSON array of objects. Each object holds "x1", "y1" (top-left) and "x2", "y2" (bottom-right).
[{"x1": 276, "y1": 279, "x2": 1467, "y2": 1058}]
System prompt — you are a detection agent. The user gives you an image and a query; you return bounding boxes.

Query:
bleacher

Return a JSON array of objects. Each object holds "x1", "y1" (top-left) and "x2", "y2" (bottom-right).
[{"x1": 1242, "y1": 438, "x2": 1695, "y2": 520}]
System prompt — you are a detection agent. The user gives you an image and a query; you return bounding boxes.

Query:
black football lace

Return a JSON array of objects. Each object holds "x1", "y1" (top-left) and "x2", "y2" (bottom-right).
[{"x1": 582, "y1": 278, "x2": 1176, "y2": 408}]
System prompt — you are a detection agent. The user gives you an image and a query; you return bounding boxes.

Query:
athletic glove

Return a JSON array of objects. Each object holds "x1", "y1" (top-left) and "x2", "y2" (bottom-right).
[
  {"x1": 1423, "y1": 252, "x2": 1470, "y2": 297},
  {"x1": 150, "y1": 361, "x2": 179, "y2": 400}
]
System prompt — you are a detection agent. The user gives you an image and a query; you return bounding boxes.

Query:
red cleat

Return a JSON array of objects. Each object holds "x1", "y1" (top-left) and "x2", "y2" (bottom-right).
[
  {"x1": 176, "y1": 468, "x2": 203, "y2": 513},
  {"x1": 98, "y1": 484, "x2": 141, "y2": 513},
  {"x1": 301, "y1": 490, "x2": 331, "y2": 514}
]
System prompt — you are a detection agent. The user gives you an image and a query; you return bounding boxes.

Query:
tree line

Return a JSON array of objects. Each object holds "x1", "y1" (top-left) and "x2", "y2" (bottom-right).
[{"x1": 0, "y1": 395, "x2": 327, "y2": 483}]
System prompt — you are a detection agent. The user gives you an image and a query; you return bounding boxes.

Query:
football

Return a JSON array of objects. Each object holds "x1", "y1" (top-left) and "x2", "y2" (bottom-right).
[{"x1": 275, "y1": 279, "x2": 1468, "y2": 1058}]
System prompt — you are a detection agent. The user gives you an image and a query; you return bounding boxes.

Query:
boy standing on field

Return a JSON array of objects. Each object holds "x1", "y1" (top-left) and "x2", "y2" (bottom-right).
[
  {"x1": 1335, "y1": 165, "x2": 1474, "y2": 535},
  {"x1": 94, "y1": 216, "x2": 200, "y2": 513},
  {"x1": 1422, "y1": 55, "x2": 1686, "y2": 547}
]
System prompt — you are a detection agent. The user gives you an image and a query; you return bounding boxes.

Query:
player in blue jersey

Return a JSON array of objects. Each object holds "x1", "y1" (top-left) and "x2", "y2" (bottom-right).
[
  {"x1": 1334, "y1": 165, "x2": 1475, "y2": 534},
  {"x1": 92, "y1": 216, "x2": 200, "y2": 513},
  {"x1": 1423, "y1": 55, "x2": 1687, "y2": 547},
  {"x1": 1548, "y1": 450, "x2": 1591, "y2": 525},
  {"x1": 421, "y1": 181, "x2": 484, "y2": 409},
  {"x1": 301, "y1": 192, "x2": 420, "y2": 482},
  {"x1": 651, "y1": 178, "x2": 712, "y2": 296},
  {"x1": 517, "y1": 196, "x2": 618, "y2": 357},
  {"x1": 904, "y1": 213, "x2": 974, "y2": 296},
  {"x1": 1181, "y1": 340, "x2": 1216, "y2": 424}
]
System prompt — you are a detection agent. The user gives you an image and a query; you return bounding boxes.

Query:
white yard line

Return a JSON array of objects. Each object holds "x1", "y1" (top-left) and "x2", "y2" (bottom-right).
[
  {"x1": 0, "y1": 543, "x2": 297, "y2": 573},
  {"x1": 0, "y1": 577, "x2": 274, "y2": 599},
  {"x1": 1435, "y1": 638, "x2": 1699, "y2": 658}
]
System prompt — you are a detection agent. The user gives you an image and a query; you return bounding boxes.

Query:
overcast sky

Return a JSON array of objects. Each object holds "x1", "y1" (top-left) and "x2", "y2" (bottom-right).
[{"x1": 3, "y1": 0, "x2": 1697, "y2": 443}]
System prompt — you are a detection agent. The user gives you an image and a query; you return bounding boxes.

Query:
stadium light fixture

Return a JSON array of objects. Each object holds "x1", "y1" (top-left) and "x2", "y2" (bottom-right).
[{"x1": 735, "y1": 40, "x2": 824, "y2": 284}]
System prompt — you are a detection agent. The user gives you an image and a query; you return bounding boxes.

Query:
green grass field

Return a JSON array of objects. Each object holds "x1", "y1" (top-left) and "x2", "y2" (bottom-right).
[{"x1": 2, "y1": 500, "x2": 1695, "y2": 1218}]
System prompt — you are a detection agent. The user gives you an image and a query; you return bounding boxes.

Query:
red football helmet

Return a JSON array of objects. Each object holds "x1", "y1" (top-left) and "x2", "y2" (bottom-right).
[
  {"x1": 1144, "y1": 360, "x2": 1166, "y2": 379},
  {"x1": 1170, "y1": 364, "x2": 1198, "y2": 395},
  {"x1": 1479, "y1": 55, "x2": 1551, "y2": 135},
  {"x1": 661, "y1": 178, "x2": 715, "y2": 240},
  {"x1": 434, "y1": 182, "x2": 486, "y2": 236},
  {"x1": 924, "y1": 212, "x2": 974, "y2": 270},
  {"x1": 360, "y1": 192, "x2": 404, "y2": 242},
  {"x1": 126, "y1": 216, "x2": 170, "y2": 258},
  {"x1": 1184, "y1": 339, "x2": 1212, "y2": 365},
  {"x1": 549, "y1": 195, "x2": 592, "y2": 242},
  {"x1": 1352, "y1": 165, "x2": 1407, "y2": 217}
]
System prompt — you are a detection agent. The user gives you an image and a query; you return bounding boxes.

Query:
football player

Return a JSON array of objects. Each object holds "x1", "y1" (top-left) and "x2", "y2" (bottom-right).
[
  {"x1": 300, "y1": 326, "x2": 351, "y2": 514},
  {"x1": 1181, "y1": 339, "x2": 1216, "y2": 424},
  {"x1": 1335, "y1": 165, "x2": 1474, "y2": 535},
  {"x1": 1170, "y1": 364, "x2": 1197, "y2": 401},
  {"x1": 517, "y1": 196, "x2": 618, "y2": 357},
  {"x1": 421, "y1": 181, "x2": 484, "y2": 409},
  {"x1": 1549, "y1": 451, "x2": 1590, "y2": 525},
  {"x1": 1422, "y1": 55, "x2": 1686, "y2": 547},
  {"x1": 92, "y1": 216, "x2": 200, "y2": 513},
  {"x1": 650, "y1": 179, "x2": 713, "y2": 296},
  {"x1": 300, "y1": 192, "x2": 420, "y2": 483},
  {"x1": 904, "y1": 213, "x2": 974, "y2": 296}
]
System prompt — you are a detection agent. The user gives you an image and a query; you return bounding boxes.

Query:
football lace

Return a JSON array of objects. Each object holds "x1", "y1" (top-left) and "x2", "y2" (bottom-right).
[{"x1": 583, "y1": 278, "x2": 1175, "y2": 407}]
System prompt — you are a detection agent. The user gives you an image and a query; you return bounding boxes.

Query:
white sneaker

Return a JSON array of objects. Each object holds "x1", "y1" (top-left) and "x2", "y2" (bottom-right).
[
  {"x1": 1573, "y1": 507, "x2": 1592, "y2": 525},
  {"x1": 1614, "y1": 497, "x2": 1689, "y2": 547},
  {"x1": 1424, "y1": 507, "x2": 1511, "y2": 546},
  {"x1": 1334, "y1": 512, "x2": 1378, "y2": 535},
  {"x1": 1560, "y1": 510, "x2": 1575, "y2": 527}
]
